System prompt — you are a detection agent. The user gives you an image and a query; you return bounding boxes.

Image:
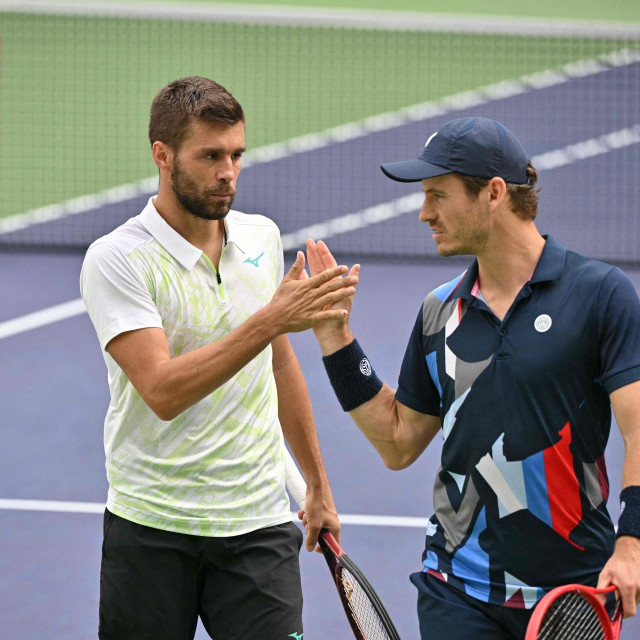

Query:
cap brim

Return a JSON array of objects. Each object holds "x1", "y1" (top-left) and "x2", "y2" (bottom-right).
[{"x1": 380, "y1": 159, "x2": 452, "y2": 183}]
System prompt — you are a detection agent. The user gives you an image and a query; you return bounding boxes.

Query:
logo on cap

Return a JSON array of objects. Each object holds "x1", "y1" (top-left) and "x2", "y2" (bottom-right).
[{"x1": 424, "y1": 131, "x2": 438, "y2": 148}]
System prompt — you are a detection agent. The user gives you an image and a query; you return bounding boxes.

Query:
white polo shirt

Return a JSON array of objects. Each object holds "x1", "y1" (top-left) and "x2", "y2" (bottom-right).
[{"x1": 80, "y1": 197, "x2": 292, "y2": 536}]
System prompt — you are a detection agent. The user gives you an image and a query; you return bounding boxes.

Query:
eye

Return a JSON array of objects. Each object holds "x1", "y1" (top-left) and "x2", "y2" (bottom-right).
[{"x1": 232, "y1": 152, "x2": 243, "y2": 160}]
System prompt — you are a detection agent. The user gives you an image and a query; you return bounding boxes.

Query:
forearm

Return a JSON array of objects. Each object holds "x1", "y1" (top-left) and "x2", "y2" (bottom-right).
[
  {"x1": 621, "y1": 431, "x2": 640, "y2": 489},
  {"x1": 617, "y1": 431, "x2": 640, "y2": 553},
  {"x1": 600, "y1": 382, "x2": 640, "y2": 617},
  {"x1": 109, "y1": 254, "x2": 358, "y2": 421},
  {"x1": 316, "y1": 324, "x2": 354, "y2": 357},
  {"x1": 316, "y1": 331, "x2": 405, "y2": 465},
  {"x1": 349, "y1": 385, "x2": 423, "y2": 470},
  {"x1": 274, "y1": 348, "x2": 329, "y2": 490},
  {"x1": 145, "y1": 306, "x2": 280, "y2": 420},
  {"x1": 320, "y1": 334, "x2": 440, "y2": 470}
]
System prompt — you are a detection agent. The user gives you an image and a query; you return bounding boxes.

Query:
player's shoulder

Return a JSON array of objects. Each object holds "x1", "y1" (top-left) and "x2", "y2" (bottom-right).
[
  {"x1": 227, "y1": 210, "x2": 280, "y2": 235},
  {"x1": 563, "y1": 248, "x2": 616, "y2": 279},
  {"x1": 430, "y1": 270, "x2": 467, "y2": 302},
  {"x1": 416, "y1": 270, "x2": 468, "y2": 327},
  {"x1": 84, "y1": 215, "x2": 152, "y2": 265},
  {"x1": 561, "y1": 249, "x2": 630, "y2": 296}
]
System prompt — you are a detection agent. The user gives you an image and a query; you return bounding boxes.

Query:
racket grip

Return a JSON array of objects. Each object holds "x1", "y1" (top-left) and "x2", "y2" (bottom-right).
[{"x1": 284, "y1": 448, "x2": 307, "y2": 511}]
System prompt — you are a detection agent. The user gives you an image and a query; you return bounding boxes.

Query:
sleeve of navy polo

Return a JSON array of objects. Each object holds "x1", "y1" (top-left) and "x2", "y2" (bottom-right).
[
  {"x1": 80, "y1": 241, "x2": 163, "y2": 351},
  {"x1": 596, "y1": 267, "x2": 640, "y2": 394},
  {"x1": 395, "y1": 305, "x2": 441, "y2": 416}
]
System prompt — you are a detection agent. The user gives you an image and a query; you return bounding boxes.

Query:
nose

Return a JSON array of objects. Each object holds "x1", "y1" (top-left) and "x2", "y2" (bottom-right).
[
  {"x1": 216, "y1": 156, "x2": 236, "y2": 182},
  {"x1": 419, "y1": 197, "x2": 432, "y2": 223}
]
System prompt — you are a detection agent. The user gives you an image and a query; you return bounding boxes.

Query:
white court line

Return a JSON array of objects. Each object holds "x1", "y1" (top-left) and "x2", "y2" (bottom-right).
[
  {"x1": 0, "y1": 299, "x2": 87, "y2": 340},
  {"x1": 1, "y1": 122, "x2": 639, "y2": 342},
  {"x1": 1, "y1": 46, "x2": 638, "y2": 236},
  {"x1": 3, "y1": 1, "x2": 639, "y2": 38},
  {"x1": 0, "y1": 498, "x2": 105, "y2": 514},
  {"x1": 0, "y1": 498, "x2": 620, "y2": 531},
  {"x1": 281, "y1": 193, "x2": 424, "y2": 250},
  {"x1": 0, "y1": 498, "x2": 429, "y2": 527}
]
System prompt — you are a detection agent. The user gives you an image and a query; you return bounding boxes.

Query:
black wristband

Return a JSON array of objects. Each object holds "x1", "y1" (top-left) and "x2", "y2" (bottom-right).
[
  {"x1": 617, "y1": 486, "x2": 640, "y2": 539},
  {"x1": 322, "y1": 339, "x2": 383, "y2": 412}
]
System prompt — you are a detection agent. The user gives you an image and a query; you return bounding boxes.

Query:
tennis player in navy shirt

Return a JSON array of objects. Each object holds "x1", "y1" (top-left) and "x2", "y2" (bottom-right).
[{"x1": 305, "y1": 117, "x2": 640, "y2": 639}]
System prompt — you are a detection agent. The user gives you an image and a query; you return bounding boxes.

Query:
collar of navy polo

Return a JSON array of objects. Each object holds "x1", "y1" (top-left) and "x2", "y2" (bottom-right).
[{"x1": 447, "y1": 235, "x2": 567, "y2": 303}]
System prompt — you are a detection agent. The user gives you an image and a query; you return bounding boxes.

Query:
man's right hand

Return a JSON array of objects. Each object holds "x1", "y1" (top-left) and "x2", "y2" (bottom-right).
[
  {"x1": 303, "y1": 239, "x2": 359, "y2": 355},
  {"x1": 266, "y1": 251, "x2": 358, "y2": 334}
]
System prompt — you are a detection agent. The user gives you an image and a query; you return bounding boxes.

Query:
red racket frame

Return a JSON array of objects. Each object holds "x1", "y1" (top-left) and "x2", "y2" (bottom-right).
[{"x1": 526, "y1": 584, "x2": 622, "y2": 640}]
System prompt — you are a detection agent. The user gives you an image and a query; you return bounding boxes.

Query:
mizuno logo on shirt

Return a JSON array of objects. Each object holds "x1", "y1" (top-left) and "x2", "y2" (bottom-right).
[{"x1": 244, "y1": 252, "x2": 264, "y2": 267}]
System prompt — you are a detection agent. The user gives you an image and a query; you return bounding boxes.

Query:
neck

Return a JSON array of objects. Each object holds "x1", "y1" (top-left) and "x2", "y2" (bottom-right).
[{"x1": 476, "y1": 223, "x2": 545, "y2": 297}]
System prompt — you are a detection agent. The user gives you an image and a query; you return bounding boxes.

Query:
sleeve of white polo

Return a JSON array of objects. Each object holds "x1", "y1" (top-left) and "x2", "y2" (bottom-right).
[
  {"x1": 275, "y1": 230, "x2": 284, "y2": 286},
  {"x1": 80, "y1": 241, "x2": 164, "y2": 351}
]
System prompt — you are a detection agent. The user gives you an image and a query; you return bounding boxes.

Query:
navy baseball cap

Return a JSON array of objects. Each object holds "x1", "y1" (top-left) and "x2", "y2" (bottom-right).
[{"x1": 380, "y1": 117, "x2": 529, "y2": 184}]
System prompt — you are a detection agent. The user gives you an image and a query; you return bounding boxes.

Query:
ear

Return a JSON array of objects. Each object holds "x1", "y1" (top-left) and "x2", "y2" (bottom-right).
[
  {"x1": 152, "y1": 141, "x2": 173, "y2": 173},
  {"x1": 487, "y1": 177, "x2": 507, "y2": 210}
]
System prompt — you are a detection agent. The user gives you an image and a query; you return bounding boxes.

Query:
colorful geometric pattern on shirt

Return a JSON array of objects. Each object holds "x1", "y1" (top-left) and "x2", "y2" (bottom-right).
[
  {"x1": 80, "y1": 198, "x2": 290, "y2": 536},
  {"x1": 396, "y1": 237, "x2": 640, "y2": 607}
]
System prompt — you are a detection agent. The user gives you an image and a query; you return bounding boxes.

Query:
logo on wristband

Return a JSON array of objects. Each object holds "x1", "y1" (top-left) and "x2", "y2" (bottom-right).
[{"x1": 359, "y1": 358, "x2": 372, "y2": 376}]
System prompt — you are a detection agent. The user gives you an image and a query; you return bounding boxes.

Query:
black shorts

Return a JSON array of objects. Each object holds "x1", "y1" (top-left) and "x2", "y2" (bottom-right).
[{"x1": 99, "y1": 509, "x2": 304, "y2": 640}]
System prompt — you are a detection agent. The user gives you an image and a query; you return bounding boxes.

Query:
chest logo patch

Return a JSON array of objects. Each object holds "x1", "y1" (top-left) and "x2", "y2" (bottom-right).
[
  {"x1": 243, "y1": 252, "x2": 264, "y2": 268},
  {"x1": 534, "y1": 314, "x2": 552, "y2": 333}
]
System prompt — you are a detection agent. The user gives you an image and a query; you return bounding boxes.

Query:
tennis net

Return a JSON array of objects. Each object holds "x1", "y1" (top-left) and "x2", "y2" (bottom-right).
[{"x1": 1, "y1": 4, "x2": 639, "y2": 264}]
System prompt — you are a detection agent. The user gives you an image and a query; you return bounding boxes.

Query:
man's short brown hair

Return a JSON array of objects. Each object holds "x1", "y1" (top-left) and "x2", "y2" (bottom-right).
[
  {"x1": 148, "y1": 76, "x2": 244, "y2": 151},
  {"x1": 458, "y1": 162, "x2": 540, "y2": 220}
]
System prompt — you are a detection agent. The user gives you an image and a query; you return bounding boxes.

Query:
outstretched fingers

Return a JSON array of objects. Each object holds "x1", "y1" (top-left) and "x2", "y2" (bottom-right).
[
  {"x1": 306, "y1": 238, "x2": 338, "y2": 277},
  {"x1": 306, "y1": 263, "x2": 349, "y2": 287},
  {"x1": 313, "y1": 308, "x2": 350, "y2": 323},
  {"x1": 314, "y1": 281, "x2": 357, "y2": 309},
  {"x1": 283, "y1": 251, "x2": 308, "y2": 282},
  {"x1": 305, "y1": 239, "x2": 324, "y2": 277},
  {"x1": 316, "y1": 240, "x2": 338, "y2": 268}
]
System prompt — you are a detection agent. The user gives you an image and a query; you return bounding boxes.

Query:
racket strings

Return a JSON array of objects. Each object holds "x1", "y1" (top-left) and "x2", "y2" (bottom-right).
[
  {"x1": 538, "y1": 592, "x2": 607, "y2": 640},
  {"x1": 339, "y1": 566, "x2": 394, "y2": 640}
]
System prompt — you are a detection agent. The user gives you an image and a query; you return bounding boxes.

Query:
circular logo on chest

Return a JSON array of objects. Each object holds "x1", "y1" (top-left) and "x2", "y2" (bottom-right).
[
  {"x1": 359, "y1": 358, "x2": 372, "y2": 376},
  {"x1": 534, "y1": 314, "x2": 552, "y2": 333}
]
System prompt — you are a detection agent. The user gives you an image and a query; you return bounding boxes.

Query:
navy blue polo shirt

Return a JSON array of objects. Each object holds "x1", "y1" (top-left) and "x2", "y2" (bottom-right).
[{"x1": 397, "y1": 237, "x2": 640, "y2": 608}]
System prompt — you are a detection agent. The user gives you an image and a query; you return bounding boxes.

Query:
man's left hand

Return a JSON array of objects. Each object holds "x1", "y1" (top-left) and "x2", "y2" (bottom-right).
[
  {"x1": 597, "y1": 535, "x2": 640, "y2": 617},
  {"x1": 297, "y1": 485, "x2": 340, "y2": 553}
]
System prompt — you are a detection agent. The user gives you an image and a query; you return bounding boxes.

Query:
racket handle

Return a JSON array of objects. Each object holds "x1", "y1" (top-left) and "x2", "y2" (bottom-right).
[{"x1": 284, "y1": 448, "x2": 307, "y2": 511}]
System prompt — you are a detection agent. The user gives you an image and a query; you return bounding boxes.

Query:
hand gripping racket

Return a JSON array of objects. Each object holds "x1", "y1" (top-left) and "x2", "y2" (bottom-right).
[
  {"x1": 284, "y1": 450, "x2": 402, "y2": 640},
  {"x1": 525, "y1": 584, "x2": 623, "y2": 640}
]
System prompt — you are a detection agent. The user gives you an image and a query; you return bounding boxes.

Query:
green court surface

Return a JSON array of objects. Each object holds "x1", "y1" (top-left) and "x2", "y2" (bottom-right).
[
  {"x1": 0, "y1": 10, "x2": 632, "y2": 219},
  {"x1": 167, "y1": 0, "x2": 640, "y2": 23}
]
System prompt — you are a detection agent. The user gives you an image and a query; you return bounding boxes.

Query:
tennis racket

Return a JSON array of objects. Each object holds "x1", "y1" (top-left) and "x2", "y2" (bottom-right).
[
  {"x1": 525, "y1": 584, "x2": 622, "y2": 640},
  {"x1": 284, "y1": 450, "x2": 402, "y2": 640}
]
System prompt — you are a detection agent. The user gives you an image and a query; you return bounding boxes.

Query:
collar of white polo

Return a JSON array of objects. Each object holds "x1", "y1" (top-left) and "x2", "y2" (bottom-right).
[{"x1": 140, "y1": 197, "x2": 245, "y2": 271}]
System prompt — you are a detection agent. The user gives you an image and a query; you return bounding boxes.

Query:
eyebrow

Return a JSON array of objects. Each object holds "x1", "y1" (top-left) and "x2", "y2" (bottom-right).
[
  {"x1": 200, "y1": 146, "x2": 246, "y2": 155},
  {"x1": 423, "y1": 187, "x2": 446, "y2": 194}
]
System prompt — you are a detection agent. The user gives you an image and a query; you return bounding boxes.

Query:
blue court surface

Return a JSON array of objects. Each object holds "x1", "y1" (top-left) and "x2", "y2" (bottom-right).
[
  {"x1": 2, "y1": 255, "x2": 639, "y2": 639},
  {"x1": 2, "y1": 55, "x2": 640, "y2": 639}
]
